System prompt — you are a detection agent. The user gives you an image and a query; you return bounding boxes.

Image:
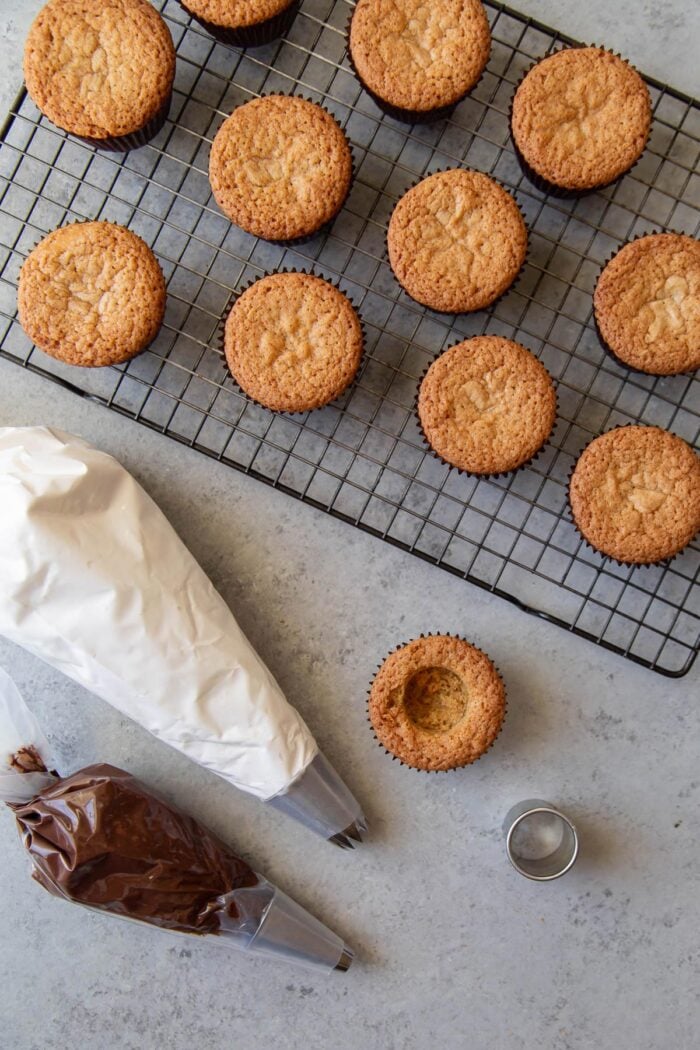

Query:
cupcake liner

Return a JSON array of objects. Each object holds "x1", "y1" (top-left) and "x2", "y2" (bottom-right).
[
  {"x1": 385, "y1": 167, "x2": 530, "y2": 316},
  {"x1": 180, "y1": 0, "x2": 299, "y2": 48},
  {"x1": 592, "y1": 230, "x2": 700, "y2": 378},
  {"x1": 18, "y1": 219, "x2": 167, "y2": 367},
  {"x1": 214, "y1": 92, "x2": 355, "y2": 246},
  {"x1": 508, "y1": 45, "x2": 651, "y2": 200},
  {"x1": 344, "y1": 10, "x2": 489, "y2": 125},
  {"x1": 216, "y1": 267, "x2": 367, "y2": 415},
  {"x1": 413, "y1": 338, "x2": 558, "y2": 479},
  {"x1": 366, "y1": 632, "x2": 508, "y2": 773},
  {"x1": 565, "y1": 423, "x2": 699, "y2": 568},
  {"x1": 71, "y1": 92, "x2": 172, "y2": 153}
]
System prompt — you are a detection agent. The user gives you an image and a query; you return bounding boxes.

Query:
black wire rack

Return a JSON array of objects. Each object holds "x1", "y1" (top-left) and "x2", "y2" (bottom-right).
[{"x1": 0, "y1": 0, "x2": 698, "y2": 676}]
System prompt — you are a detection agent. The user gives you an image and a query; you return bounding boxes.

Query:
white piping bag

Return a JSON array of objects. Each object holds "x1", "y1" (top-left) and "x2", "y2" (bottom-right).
[{"x1": 0, "y1": 427, "x2": 366, "y2": 847}]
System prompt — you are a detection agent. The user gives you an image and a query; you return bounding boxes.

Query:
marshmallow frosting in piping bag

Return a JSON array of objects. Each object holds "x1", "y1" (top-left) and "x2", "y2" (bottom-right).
[
  {"x1": 0, "y1": 427, "x2": 366, "y2": 847},
  {"x1": 0, "y1": 667, "x2": 353, "y2": 973}
]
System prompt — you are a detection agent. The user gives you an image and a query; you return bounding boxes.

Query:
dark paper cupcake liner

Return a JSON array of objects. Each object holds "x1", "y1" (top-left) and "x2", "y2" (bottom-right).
[
  {"x1": 18, "y1": 219, "x2": 167, "y2": 368},
  {"x1": 366, "y1": 632, "x2": 507, "y2": 773},
  {"x1": 72, "y1": 93, "x2": 172, "y2": 153},
  {"x1": 344, "y1": 11, "x2": 489, "y2": 125},
  {"x1": 592, "y1": 229, "x2": 700, "y2": 377},
  {"x1": 180, "y1": 0, "x2": 299, "y2": 48},
  {"x1": 213, "y1": 92, "x2": 355, "y2": 246},
  {"x1": 384, "y1": 167, "x2": 530, "y2": 315},
  {"x1": 413, "y1": 337, "x2": 558, "y2": 479},
  {"x1": 216, "y1": 267, "x2": 367, "y2": 415},
  {"x1": 566, "y1": 423, "x2": 699, "y2": 568},
  {"x1": 509, "y1": 45, "x2": 651, "y2": 200}
]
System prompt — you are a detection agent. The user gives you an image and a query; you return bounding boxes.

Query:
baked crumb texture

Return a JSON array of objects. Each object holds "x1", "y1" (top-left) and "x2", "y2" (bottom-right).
[
  {"x1": 569, "y1": 425, "x2": 700, "y2": 565},
  {"x1": 594, "y1": 233, "x2": 700, "y2": 375},
  {"x1": 24, "y1": 0, "x2": 175, "y2": 143},
  {"x1": 387, "y1": 169, "x2": 528, "y2": 313},
  {"x1": 209, "y1": 95, "x2": 353, "y2": 242},
  {"x1": 368, "y1": 634, "x2": 506, "y2": 771},
  {"x1": 511, "y1": 47, "x2": 651, "y2": 193},
  {"x1": 418, "y1": 336, "x2": 557, "y2": 475},
  {"x1": 18, "y1": 221, "x2": 166, "y2": 367}
]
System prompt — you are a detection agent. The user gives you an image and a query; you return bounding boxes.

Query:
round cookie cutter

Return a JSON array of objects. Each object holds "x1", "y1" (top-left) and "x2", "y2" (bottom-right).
[{"x1": 503, "y1": 799, "x2": 579, "y2": 881}]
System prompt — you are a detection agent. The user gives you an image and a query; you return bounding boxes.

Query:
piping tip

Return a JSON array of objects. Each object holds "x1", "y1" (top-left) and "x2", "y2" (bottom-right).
[
  {"x1": 344, "y1": 820, "x2": 366, "y2": 843},
  {"x1": 329, "y1": 831, "x2": 355, "y2": 850},
  {"x1": 335, "y1": 946, "x2": 354, "y2": 972}
]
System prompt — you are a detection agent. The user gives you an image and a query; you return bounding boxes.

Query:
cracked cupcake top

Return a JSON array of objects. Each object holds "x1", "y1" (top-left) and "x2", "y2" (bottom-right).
[
  {"x1": 23, "y1": 0, "x2": 175, "y2": 139},
  {"x1": 387, "y1": 169, "x2": 527, "y2": 313},
  {"x1": 349, "y1": 0, "x2": 491, "y2": 113},
  {"x1": 18, "y1": 222, "x2": 166, "y2": 367},
  {"x1": 181, "y1": 0, "x2": 294, "y2": 29},
  {"x1": 224, "y1": 273, "x2": 363, "y2": 412},
  {"x1": 569, "y1": 426, "x2": 700, "y2": 564},
  {"x1": 511, "y1": 47, "x2": 651, "y2": 191},
  {"x1": 209, "y1": 96, "x2": 353, "y2": 242},
  {"x1": 418, "y1": 336, "x2": 557, "y2": 474},
  {"x1": 594, "y1": 234, "x2": 700, "y2": 375},
  {"x1": 368, "y1": 635, "x2": 506, "y2": 771}
]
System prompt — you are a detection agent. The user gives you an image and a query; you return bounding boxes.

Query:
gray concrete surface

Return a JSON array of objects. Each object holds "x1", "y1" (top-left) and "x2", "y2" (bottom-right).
[{"x1": 0, "y1": 3, "x2": 698, "y2": 1049}]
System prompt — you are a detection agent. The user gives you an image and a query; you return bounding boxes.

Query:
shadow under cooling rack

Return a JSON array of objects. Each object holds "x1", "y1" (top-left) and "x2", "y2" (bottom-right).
[{"x1": 0, "y1": 0, "x2": 698, "y2": 675}]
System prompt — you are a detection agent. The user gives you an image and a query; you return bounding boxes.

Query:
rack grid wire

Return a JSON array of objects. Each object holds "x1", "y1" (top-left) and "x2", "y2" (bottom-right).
[{"x1": 0, "y1": 0, "x2": 698, "y2": 676}]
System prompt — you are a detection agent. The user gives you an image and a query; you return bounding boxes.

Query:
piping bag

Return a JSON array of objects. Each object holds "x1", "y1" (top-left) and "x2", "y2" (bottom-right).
[
  {"x1": 0, "y1": 668, "x2": 353, "y2": 973},
  {"x1": 0, "y1": 426, "x2": 366, "y2": 848}
]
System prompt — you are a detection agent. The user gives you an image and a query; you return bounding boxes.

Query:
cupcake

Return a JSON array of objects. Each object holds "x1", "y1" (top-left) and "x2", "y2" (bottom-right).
[
  {"x1": 417, "y1": 336, "x2": 556, "y2": 475},
  {"x1": 180, "y1": 0, "x2": 298, "y2": 47},
  {"x1": 18, "y1": 222, "x2": 166, "y2": 368},
  {"x1": 368, "y1": 635, "x2": 506, "y2": 771},
  {"x1": 511, "y1": 47, "x2": 652, "y2": 197},
  {"x1": 387, "y1": 170, "x2": 527, "y2": 313},
  {"x1": 348, "y1": 0, "x2": 491, "y2": 123},
  {"x1": 23, "y1": 0, "x2": 175, "y2": 151},
  {"x1": 594, "y1": 233, "x2": 700, "y2": 376},
  {"x1": 209, "y1": 96, "x2": 353, "y2": 243},
  {"x1": 568, "y1": 426, "x2": 700, "y2": 565},
  {"x1": 223, "y1": 272, "x2": 364, "y2": 412}
]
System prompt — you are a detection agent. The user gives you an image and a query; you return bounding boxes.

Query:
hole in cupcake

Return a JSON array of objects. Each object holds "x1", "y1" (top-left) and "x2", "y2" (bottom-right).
[{"x1": 403, "y1": 666, "x2": 468, "y2": 732}]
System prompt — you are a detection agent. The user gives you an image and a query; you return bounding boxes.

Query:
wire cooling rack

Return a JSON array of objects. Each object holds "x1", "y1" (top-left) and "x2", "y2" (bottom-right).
[{"x1": 0, "y1": 0, "x2": 698, "y2": 676}]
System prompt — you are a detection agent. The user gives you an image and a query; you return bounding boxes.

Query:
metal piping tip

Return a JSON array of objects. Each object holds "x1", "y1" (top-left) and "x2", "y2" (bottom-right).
[
  {"x1": 329, "y1": 831, "x2": 355, "y2": 849},
  {"x1": 344, "y1": 820, "x2": 365, "y2": 843},
  {"x1": 335, "y1": 946, "x2": 354, "y2": 972}
]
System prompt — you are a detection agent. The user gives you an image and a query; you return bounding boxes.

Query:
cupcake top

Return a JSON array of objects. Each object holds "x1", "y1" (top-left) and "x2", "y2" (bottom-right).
[
  {"x1": 209, "y1": 96, "x2": 353, "y2": 242},
  {"x1": 368, "y1": 635, "x2": 506, "y2": 771},
  {"x1": 594, "y1": 233, "x2": 700, "y2": 375},
  {"x1": 387, "y1": 169, "x2": 527, "y2": 313},
  {"x1": 418, "y1": 336, "x2": 556, "y2": 474},
  {"x1": 23, "y1": 0, "x2": 175, "y2": 140},
  {"x1": 181, "y1": 0, "x2": 293, "y2": 28},
  {"x1": 511, "y1": 47, "x2": 651, "y2": 192},
  {"x1": 224, "y1": 272, "x2": 363, "y2": 412},
  {"x1": 349, "y1": 0, "x2": 491, "y2": 114},
  {"x1": 569, "y1": 426, "x2": 700, "y2": 564},
  {"x1": 18, "y1": 222, "x2": 166, "y2": 368}
]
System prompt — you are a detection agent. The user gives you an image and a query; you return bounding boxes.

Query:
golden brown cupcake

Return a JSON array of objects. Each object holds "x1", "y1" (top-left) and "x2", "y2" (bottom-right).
[
  {"x1": 594, "y1": 233, "x2": 700, "y2": 375},
  {"x1": 569, "y1": 426, "x2": 700, "y2": 565},
  {"x1": 511, "y1": 47, "x2": 651, "y2": 196},
  {"x1": 387, "y1": 169, "x2": 527, "y2": 313},
  {"x1": 223, "y1": 272, "x2": 363, "y2": 412},
  {"x1": 180, "y1": 0, "x2": 298, "y2": 47},
  {"x1": 209, "y1": 96, "x2": 353, "y2": 242},
  {"x1": 348, "y1": 0, "x2": 491, "y2": 123},
  {"x1": 368, "y1": 635, "x2": 506, "y2": 771},
  {"x1": 18, "y1": 222, "x2": 166, "y2": 367},
  {"x1": 417, "y1": 336, "x2": 556, "y2": 474},
  {"x1": 23, "y1": 0, "x2": 175, "y2": 151}
]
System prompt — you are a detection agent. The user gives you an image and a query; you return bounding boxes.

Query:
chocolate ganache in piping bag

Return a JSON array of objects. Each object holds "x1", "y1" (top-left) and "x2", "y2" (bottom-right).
[
  {"x1": 0, "y1": 427, "x2": 366, "y2": 848},
  {"x1": 0, "y1": 668, "x2": 353, "y2": 973}
]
